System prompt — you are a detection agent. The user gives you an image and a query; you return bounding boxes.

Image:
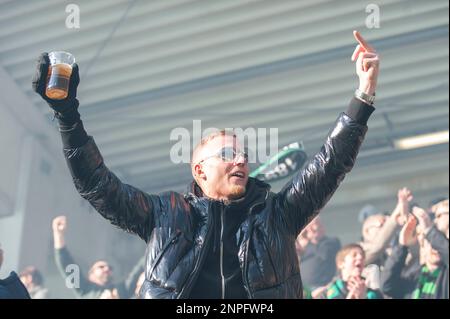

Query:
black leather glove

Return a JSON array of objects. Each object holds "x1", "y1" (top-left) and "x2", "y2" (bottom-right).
[{"x1": 32, "y1": 52, "x2": 80, "y2": 115}]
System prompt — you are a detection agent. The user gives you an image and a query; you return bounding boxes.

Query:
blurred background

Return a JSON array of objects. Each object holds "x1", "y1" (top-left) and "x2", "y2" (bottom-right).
[{"x1": 0, "y1": 0, "x2": 448, "y2": 297}]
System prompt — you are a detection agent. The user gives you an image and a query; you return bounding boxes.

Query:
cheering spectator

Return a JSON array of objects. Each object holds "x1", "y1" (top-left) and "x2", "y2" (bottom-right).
[
  {"x1": 360, "y1": 188, "x2": 411, "y2": 266},
  {"x1": 381, "y1": 207, "x2": 448, "y2": 299},
  {"x1": 52, "y1": 216, "x2": 145, "y2": 299},
  {"x1": 321, "y1": 244, "x2": 383, "y2": 299},
  {"x1": 298, "y1": 216, "x2": 341, "y2": 290}
]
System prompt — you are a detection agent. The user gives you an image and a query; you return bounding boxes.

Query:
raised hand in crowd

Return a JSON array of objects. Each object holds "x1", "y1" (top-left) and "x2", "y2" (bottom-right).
[
  {"x1": 395, "y1": 187, "x2": 414, "y2": 225},
  {"x1": 360, "y1": 187, "x2": 414, "y2": 266},
  {"x1": 295, "y1": 228, "x2": 310, "y2": 256},
  {"x1": 52, "y1": 216, "x2": 67, "y2": 249},
  {"x1": 399, "y1": 215, "x2": 418, "y2": 247},
  {"x1": 412, "y1": 206, "x2": 433, "y2": 234}
]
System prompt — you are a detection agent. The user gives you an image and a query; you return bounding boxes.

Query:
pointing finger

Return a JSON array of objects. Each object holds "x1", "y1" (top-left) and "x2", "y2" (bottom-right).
[{"x1": 353, "y1": 30, "x2": 375, "y2": 53}]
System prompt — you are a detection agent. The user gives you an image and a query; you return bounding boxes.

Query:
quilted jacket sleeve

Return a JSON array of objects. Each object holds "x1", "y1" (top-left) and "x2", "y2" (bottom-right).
[
  {"x1": 63, "y1": 137, "x2": 161, "y2": 242},
  {"x1": 277, "y1": 112, "x2": 368, "y2": 236}
]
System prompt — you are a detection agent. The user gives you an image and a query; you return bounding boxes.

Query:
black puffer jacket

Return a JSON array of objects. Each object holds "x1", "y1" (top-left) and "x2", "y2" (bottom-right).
[
  {"x1": 63, "y1": 112, "x2": 367, "y2": 299},
  {"x1": 0, "y1": 272, "x2": 31, "y2": 299}
]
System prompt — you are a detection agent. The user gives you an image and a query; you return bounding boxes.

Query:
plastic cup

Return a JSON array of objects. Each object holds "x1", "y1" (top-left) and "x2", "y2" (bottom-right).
[{"x1": 45, "y1": 51, "x2": 75, "y2": 100}]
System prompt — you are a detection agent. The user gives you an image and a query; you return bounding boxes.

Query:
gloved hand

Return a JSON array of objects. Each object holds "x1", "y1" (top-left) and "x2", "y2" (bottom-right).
[{"x1": 32, "y1": 52, "x2": 80, "y2": 114}]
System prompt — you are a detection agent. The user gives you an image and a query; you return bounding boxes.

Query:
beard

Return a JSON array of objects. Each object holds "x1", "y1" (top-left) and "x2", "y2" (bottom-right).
[{"x1": 228, "y1": 184, "x2": 246, "y2": 199}]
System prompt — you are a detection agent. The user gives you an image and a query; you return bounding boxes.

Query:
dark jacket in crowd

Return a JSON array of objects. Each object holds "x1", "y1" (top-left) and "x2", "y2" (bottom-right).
[
  {"x1": 300, "y1": 236, "x2": 341, "y2": 289},
  {"x1": 0, "y1": 272, "x2": 31, "y2": 299},
  {"x1": 426, "y1": 226, "x2": 449, "y2": 265},
  {"x1": 58, "y1": 98, "x2": 373, "y2": 299},
  {"x1": 380, "y1": 226, "x2": 449, "y2": 299},
  {"x1": 424, "y1": 226, "x2": 449, "y2": 298},
  {"x1": 54, "y1": 247, "x2": 144, "y2": 299}
]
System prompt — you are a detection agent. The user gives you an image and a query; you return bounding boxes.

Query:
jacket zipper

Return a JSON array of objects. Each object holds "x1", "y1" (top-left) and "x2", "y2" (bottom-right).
[
  {"x1": 220, "y1": 204, "x2": 225, "y2": 299},
  {"x1": 177, "y1": 204, "x2": 214, "y2": 298}
]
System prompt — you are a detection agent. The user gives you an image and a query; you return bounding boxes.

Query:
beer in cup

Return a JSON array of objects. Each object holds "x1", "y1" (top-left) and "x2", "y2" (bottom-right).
[{"x1": 45, "y1": 51, "x2": 75, "y2": 100}]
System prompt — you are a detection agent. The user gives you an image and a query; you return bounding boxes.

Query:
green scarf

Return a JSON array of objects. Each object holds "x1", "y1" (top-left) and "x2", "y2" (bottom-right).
[
  {"x1": 325, "y1": 278, "x2": 382, "y2": 299},
  {"x1": 411, "y1": 265, "x2": 441, "y2": 299}
]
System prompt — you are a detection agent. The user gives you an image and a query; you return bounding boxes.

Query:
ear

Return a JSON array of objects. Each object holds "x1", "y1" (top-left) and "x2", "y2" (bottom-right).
[{"x1": 194, "y1": 163, "x2": 206, "y2": 180}]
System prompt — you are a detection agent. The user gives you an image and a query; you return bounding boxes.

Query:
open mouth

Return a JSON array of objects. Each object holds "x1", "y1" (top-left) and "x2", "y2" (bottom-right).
[
  {"x1": 354, "y1": 262, "x2": 364, "y2": 271},
  {"x1": 229, "y1": 171, "x2": 246, "y2": 179}
]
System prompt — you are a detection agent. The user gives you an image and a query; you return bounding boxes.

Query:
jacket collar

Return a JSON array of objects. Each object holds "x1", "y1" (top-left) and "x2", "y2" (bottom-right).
[{"x1": 184, "y1": 177, "x2": 270, "y2": 212}]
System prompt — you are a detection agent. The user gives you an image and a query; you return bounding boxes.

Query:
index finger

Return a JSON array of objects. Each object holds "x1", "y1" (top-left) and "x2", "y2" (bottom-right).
[{"x1": 353, "y1": 30, "x2": 375, "y2": 53}]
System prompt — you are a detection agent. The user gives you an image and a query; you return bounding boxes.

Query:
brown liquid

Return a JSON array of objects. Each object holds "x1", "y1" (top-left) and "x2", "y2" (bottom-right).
[{"x1": 45, "y1": 63, "x2": 72, "y2": 100}]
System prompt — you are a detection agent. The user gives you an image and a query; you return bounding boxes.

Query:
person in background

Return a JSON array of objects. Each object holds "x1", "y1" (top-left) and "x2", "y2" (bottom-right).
[
  {"x1": 298, "y1": 216, "x2": 341, "y2": 290},
  {"x1": 432, "y1": 199, "x2": 449, "y2": 239},
  {"x1": 0, "y1": 242, "x2": 30, "y2": 299},
  {"x1": 52, "y1": 216, "x2": 145, "y2": 299},
  {"x1": 359, "y1": 188, "x2": 412, "y2": 291},
  {"x1": 429, "y1": 197, "x2": 448, "y2": 214},
  {"x1": 381, "y1": 207, "x2": 448, "y2": 299},
  {"x1": 321, "y1": 243, "x2": 383, "y2": 299},
  {"x1": 360, "y1": 188, "x2": 411, "y2": 267},
  {"x1": 19, "y1": 266, "x2": 50, "y2": 299}
]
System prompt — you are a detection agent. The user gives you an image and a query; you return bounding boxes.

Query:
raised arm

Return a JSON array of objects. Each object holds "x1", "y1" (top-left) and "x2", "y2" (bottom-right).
[
  {"x1": 52, "y1": 216, "x2": 92, "y2": 298},
  {"x1": 277, "y1": 32, "x2": 380, "y2": 235},
  {"x1": 364, "y1": 188, "x2": 412, "y2": 264},
  {"x1": 412, "y1": 206, "x2": 449, "y2": 263},
  {"x1": 33, "y1": 53, "x2": 160, "y2": 241},
  {"x1": 380, "y1": 216, "x2": 420, "y2": 298},
  {"x1": 63, "y1": 136, "x2": 159, "y2": 241}
]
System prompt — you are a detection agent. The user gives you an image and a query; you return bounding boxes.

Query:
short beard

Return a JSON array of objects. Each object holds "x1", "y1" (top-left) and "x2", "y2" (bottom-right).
[{"x1": 229, "y1": 185, "x2": 246, "y2": 199}]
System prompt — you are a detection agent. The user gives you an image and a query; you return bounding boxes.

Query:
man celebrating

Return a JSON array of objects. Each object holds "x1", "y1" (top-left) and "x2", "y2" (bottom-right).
[
  {"x1": 51, "y1": 216, "x2": 144, "y2": 299},
  {"x1": 32, "y1": 31, "x2": 379, "y2": 299}
]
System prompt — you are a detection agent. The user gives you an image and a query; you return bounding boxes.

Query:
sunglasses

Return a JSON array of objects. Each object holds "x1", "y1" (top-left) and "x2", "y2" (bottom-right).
[{"x1": 198, "y1": 147, "x2": 249, "y2": 164}]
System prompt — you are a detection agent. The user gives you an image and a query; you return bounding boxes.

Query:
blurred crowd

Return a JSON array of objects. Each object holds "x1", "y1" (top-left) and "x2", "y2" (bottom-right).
[
  {"x1": 0, "y1": 188, "x2": 448, "y2": 299},
  {"x1": 297, "y1": 189, "x2": 448, "y2": 299}
]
